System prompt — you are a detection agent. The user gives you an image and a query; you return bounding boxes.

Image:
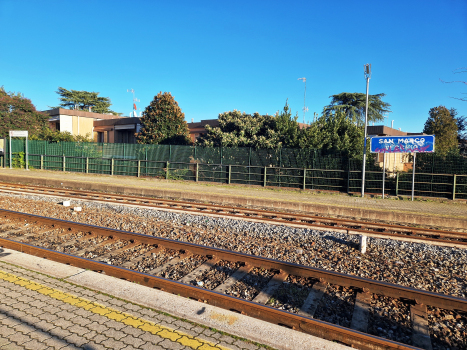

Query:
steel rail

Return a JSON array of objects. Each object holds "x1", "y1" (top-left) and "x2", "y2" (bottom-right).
[{"x1": 0, "y1": 182, "x2": 466, "y2": 246}]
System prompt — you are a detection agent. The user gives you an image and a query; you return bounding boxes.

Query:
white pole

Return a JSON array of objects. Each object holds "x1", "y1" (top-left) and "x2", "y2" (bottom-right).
[
  {"x1": 9, "y1": 132, "x2": 11, "y2": 169},
  {"x1": 362, "y1": 64, "x2": 371, "y2": 197},
  {"x1": 411, "y1": 153, "x2": 416, "y2": 201},
  {"x1": 26, "y1": 135, "x2": 29, "y2": 171},
  {"x1": 382, "y1": 153, "x2": 386, "y2": 198}
]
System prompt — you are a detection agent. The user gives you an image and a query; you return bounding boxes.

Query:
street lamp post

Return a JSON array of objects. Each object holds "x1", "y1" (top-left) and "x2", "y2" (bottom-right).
[{"x1": 361, "y1": 64, "x2": 371, "y2": 197}]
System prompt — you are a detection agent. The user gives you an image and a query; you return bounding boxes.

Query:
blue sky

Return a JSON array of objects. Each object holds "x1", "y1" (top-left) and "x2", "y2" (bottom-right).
[{"x1": 1, "y1": 0, "x2": 466, "y2": 133}]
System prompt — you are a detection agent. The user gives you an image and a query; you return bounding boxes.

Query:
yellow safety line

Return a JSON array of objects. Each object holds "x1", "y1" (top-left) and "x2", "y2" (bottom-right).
[{"x1": 0, "y1": 270, "x2": 230, "y2": 350}]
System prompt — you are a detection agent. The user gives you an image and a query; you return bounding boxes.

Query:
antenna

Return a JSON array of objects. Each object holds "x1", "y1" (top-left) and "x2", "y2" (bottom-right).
[
  {"x1": 297, "y1": 77, "x2": 308, "y2": 123},
  {"x1": 364, "y1": 64, "x2": 371, "y2": 79},
  {"x1": 127, "y1": 89, "x2": 140, "y2": 117}
]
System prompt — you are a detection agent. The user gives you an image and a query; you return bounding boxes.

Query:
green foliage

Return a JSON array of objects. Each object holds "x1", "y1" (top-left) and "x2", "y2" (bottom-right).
[
  {"x1": 30, "y1": 128, "x2": 93, "y2": 142},
  {"x1": 196, "y1": 110, "x2": 277, "y2": 148},
  {"x1": 299, "y1": 111, "x2": 365, "y2": 158},
  {"x1": 0, "y1": 86, "x2": 49, "y2": 138},
  {"x1": 423, "y1": 106, "x2": 458, "y2": 155},
  {"x1": 196, "y1": 101, "x2": 301, "y2": 149},
  {"x1": 53, "y1": 87, "x2": 121, "y2": 115},
  {"x1": 274, "y1": 101, "x2": 300, "y2": 148},
  {"x1": 12, "y1": 152, "x2": 26, "y2": 168},
  {"x1": 137, "y1": 92, "x2": 191, "y2": 145},
  {"x1": 449, "y1": 108, "x2": 466, "y2": 142},
  {"x1": 323, "y1": 92, "x2": 391, "y2": 124}
]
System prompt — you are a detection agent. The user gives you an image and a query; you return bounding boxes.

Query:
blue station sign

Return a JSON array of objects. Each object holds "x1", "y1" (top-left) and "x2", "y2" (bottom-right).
[{"x1": 370, "y1": 135, "x2": 435, "y2": 153}]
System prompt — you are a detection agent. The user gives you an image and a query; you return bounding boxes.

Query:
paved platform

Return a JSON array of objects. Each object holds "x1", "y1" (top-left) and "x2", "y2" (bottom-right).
[
  {"x1": 0, "y1": 248, "x2": 349, "y2": 350},
  {"x1": 0, "y1": 168, "x2": 465, "y2": 229}
]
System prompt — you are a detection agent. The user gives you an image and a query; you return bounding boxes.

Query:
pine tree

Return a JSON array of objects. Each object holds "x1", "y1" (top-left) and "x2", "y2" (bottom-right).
[
  {"x1": 136, "y1": 92, "x2": 191, "y2": 145},
  {"x1": 423, "y1": 106, "x2": 458, "y2": 155},
  {"x1": 53, "y1": 87, "x2": 120, "y2": 115},
  {"x1": 323, "y1": 92, "x2": 391, "y2": 124}
]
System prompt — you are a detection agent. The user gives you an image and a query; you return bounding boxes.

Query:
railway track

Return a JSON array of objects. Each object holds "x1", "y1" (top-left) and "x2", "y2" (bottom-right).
[
  {"x1": 0, "y1": 182, "x2": 466, "y2": 248},
  {"x1": 0, "y1": 209, "x2": 465, "y2": 350}
]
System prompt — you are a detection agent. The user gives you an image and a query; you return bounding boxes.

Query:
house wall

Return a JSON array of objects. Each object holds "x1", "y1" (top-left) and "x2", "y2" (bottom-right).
[
  {"x1": 59, "y1": 115, "x2": 73, "y2": 133},
  {"x1": 72, "y1": 116, "x2": 94, "y2": 137},
  {"x1": 377, "y1": 153, "x2": 410, "y2": 173}
]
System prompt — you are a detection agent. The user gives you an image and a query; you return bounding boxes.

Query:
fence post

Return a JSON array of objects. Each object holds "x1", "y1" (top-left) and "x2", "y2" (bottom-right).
[
  {"x1": 195, "y1": 163, "x2": 199, "y2": 182},
  {"x1": 137, "y1": 160, "x2": 141, "y2": 178},
  {"x1": 40, "y1": 155, "x2": 43, "y2": 170},
  {"x1": 228, "y1": 165, "x2": 231, "y2": 184},
  {"x1": 453, "y1": 174, "x2": 457, "y2": 200},
  {"x1": 86, "y1": 158, "x2": 89, "y2": 173},
  {"x1": 111, "y1": 158, "x2": 114, "y2": 176},
  {"x1": 396, "y1": 172, "x2": 399, "y2": 196},
  {"x1": 302, "y1": 168, "x2": 306, "y2": 190},
  {"x1": 166, "y1": 161, "x2": 169, "y2": 179},
  {"x1": 62, "y1": 155, "x2": 66, "y2": 172},
  {"x1": 346, "y1": 161, "x2": 350, "y2": 193},
  {"x1": 264, "y1": 167, "x2": 267, "y2": 187}
]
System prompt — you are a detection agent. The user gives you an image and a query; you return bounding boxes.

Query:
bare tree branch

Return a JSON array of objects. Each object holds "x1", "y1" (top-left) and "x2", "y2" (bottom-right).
[{"x1": 440, "y1": 79, "x2": 467, "y2": 85}]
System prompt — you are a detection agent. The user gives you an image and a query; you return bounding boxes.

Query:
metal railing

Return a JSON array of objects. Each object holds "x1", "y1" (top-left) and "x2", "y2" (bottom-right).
[{"x1": 4, "y1": 153, "x2": 466, "y2": 200}]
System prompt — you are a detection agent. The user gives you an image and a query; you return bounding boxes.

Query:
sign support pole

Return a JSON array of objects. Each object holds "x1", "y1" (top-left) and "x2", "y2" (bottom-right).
[
  {"x1": 9, "y1": 132, "x2": 11, "y2": 169},
  {"x1": 382, "y1": 154, "x2": 386, "y2": 198},
  {"x1": 411, "y1": 153, "x2": 416, "y2": 201}
]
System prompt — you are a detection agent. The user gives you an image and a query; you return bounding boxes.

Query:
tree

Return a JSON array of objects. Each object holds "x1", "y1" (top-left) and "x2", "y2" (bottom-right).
[
  {"x1": 0, "y1": 86, "x2": 49, "y2": 138},
  {"x1": 323, "y1": 92, "x2": 391, "y2": 124},
  {"x1": 274, "y1": 101, "x2": 300, "y2": 148},
  {"x1": 196, "y1": 110, "x2": 277, "y2": 148},
  {"x1": 423, "y1": 106, "x2": 458, "y2": 155},
  {"x1": 196, "y1": 102, "x2": 301, "y2": 149},
  {"x1": 136, "y1": 92, "x2": 191, "y2": 145},
  {"x1": 53, "y1": 87, "x2": 121, "y2": 115},
  {"x1": 298, "y1": 110, "x2": 364, "y2": 158},
  {"x1": 449, "y1": 108, "x2": 467, "y2": 142}
]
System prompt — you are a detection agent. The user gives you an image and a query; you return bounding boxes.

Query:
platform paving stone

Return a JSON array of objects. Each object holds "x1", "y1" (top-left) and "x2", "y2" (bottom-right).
[
  {"x1": 6, "y1": 332, "x2": 31, "y2": 345},
  {"x1": 22, "y1": 339, "x2": 48, "y2": 350},
  {"x1": 101, "y1": 338, "x2": 128, "y2": 349},
  {"x1": 121, "y1": 345, "x2": 140, "y2": 350},
  {"x1": 104, "y1": 318, "x2": 128, "y2": 330},
  {"x1": 1, "y1": 344, "x2": 23, "y2": 350},
  {"x1": 120, "y1": 334, "x2": 147, "y2": 347}
]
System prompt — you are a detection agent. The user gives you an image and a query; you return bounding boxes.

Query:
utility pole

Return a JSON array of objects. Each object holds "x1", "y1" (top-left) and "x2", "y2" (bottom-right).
[
  {"x1": 297, "y1": 78, "x2": 308, "y2": 124},
  {"x1": 361, "y1": 64, "x2": 371, "y2": 197}
]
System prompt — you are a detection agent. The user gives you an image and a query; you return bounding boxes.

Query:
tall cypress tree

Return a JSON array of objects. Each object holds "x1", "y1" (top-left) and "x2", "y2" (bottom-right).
[{"x1": 136, "y1": 92, "x2": 191, "y2": 145}]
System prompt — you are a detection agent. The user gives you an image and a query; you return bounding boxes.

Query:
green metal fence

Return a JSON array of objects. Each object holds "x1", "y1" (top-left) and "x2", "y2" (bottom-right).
[{"x1": 4, "y1": 139, "x2": 467, "y2": 200}]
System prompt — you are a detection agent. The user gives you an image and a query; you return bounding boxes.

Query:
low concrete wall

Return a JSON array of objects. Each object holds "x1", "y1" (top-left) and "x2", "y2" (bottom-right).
[{"x1": 0, "y1": 173, "x2": 465, "y2": 230}]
